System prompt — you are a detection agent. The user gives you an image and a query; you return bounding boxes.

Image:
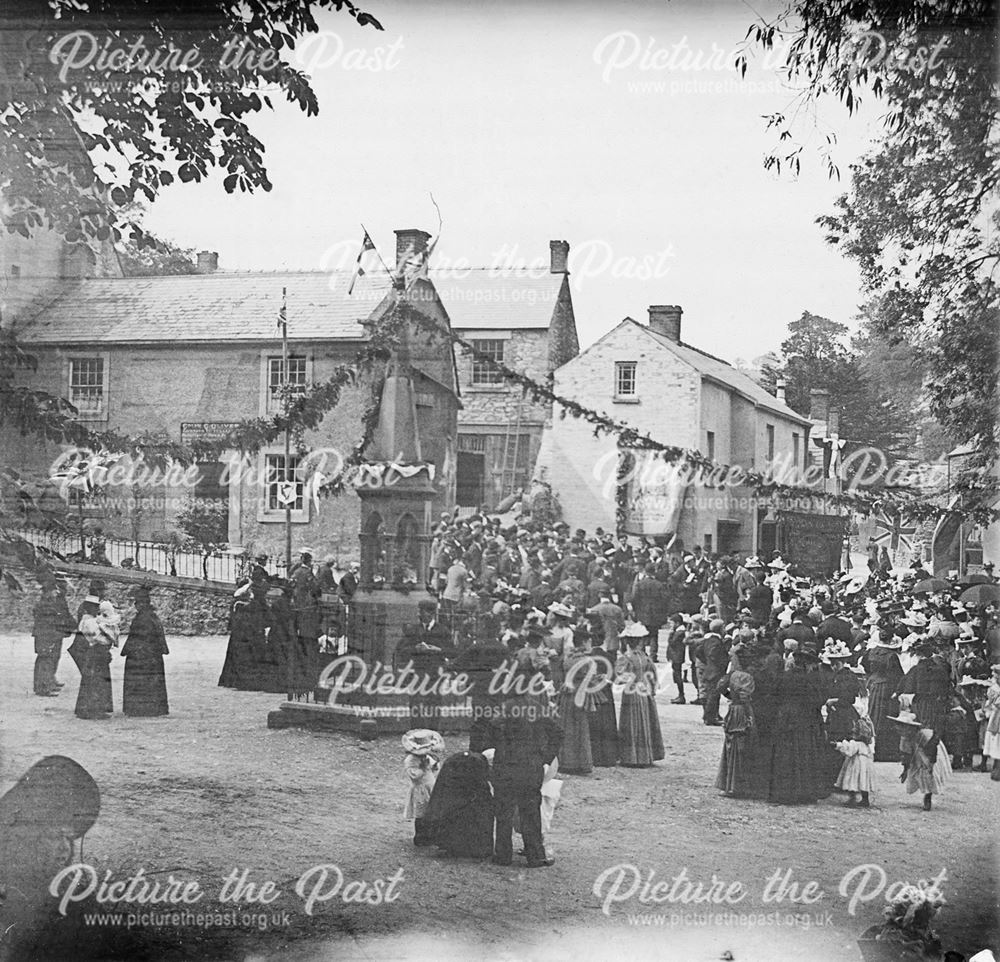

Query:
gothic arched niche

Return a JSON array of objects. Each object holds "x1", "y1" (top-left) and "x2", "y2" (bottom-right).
[
  {"x1": 395, "y1": 513, "x2": 419, "y2": 583},
  {"x1": 362, "y1": 510, "x2": 386, "y2": 585}
]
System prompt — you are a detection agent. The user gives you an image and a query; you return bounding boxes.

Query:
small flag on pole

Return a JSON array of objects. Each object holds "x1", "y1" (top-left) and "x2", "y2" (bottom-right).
[
  {"x1": 348, "y1": 230, "x2": 377, "y2": 295},
  {"x1": 277, "y1": 287, "x2": 287, "y2": 334}
]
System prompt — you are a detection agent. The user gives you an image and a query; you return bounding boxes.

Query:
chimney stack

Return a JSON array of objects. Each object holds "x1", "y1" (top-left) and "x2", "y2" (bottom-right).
[
  {"x1": 809, "y1": 388, "x2": 830, "y2": 423},
  {"x1": 395, "y1": 228, "x2": 431, "y2": 269},
  {"x1": 195, "y1": 251, "x2": 218, "y2": 274},
  {"x1": 775, "y1": 378, "x2": 787, "y2": 404},
  {"x1": 648, "y1": 305, "x2": 682, "y2": 343},
  {"x1": 549, "y1": 240, "x2": 569, "y2": 274}
]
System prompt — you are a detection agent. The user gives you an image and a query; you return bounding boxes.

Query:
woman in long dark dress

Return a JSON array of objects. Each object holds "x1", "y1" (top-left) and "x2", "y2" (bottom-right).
[
  {"x1": 423, "y1": 751, "x2": 494, "y2": 858},
  {"x1": 748, "y1": 643, "x2": 782, "y2": 798},
  {"x1": 74, "y1": 598, "x2": 116, "y2": 720},
  {"x1": 288, "y1": 558, "x2": 323, "y2": 700},
  {"x1": 767, "y1": 650, "x2": 826, "y2": 804},
  {"x1": 556, "y1": 632, "x2": 596, "y2": 774},
  {"x1": 616, "y1": 628, "x2": 665, "y2": 767},
  {"x1": 716, "y1": 669, "x2": 757, "y2": 797},
  {"x1": 218, "y1": 583, "x2": 270, "y2": 691},
  {"x1": 819, "y1": 644, "x2": 861, "y2": 787},
  {"x1": 860, "y1": 629, "x2": 904, "y2": 761},
  {"x1": 896, "y1": 639, "x2": 951, "y2": 739},
  {"x1": 121, "y1": 587, "x2": 169, "y2": 716},
  {"x1": 261, "y1": 585, "x2": 295, "y2": 696},
  {"x1": 587, "y1": 640, "x2": 619, "y2": 766}
]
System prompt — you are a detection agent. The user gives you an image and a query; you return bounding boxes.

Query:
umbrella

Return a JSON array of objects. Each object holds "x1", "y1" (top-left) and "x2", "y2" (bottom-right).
[
  {"x1": 912, "y1": 578, "x2": 950, "y2": 595},
  {"x1": 959, "y1": 584, "x2": 1000, "y2": 606}
]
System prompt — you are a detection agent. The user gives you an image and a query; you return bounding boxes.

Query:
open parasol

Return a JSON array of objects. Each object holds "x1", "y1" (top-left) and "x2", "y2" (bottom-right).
[
  {"x1": 959, "y1": 583, "x2": 1000, "y2": 606},
  {"x1": 911, "y1": 578, "x2": 951, "y2": 595}
]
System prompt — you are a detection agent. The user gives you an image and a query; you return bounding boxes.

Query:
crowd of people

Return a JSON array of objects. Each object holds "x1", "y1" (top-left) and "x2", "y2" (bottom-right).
[
  {"x1": 406, "y1": 513, "x2": 1000, "y2": 823},
  {"x1": 31, "y1": 510, "x2": 1000, "y2": 867}
]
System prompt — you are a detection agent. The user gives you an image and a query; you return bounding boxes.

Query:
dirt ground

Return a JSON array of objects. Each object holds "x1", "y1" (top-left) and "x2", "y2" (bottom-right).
[{"x1": 1, "y1": 632, "x2": 996, "y2": 962}]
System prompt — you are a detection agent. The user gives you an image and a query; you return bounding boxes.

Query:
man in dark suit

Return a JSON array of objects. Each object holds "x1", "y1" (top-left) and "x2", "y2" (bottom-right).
[
  {"x1": 777, "y1": 608, "x2": 818, "y2": 648},
  {"x1": 484, "y1": 690, "x2": 562, "y2": 868},
  {"x1": 395, "y1": 599, "x2": 454, "y2": 668},
  {"x1": 816, "y1": 602, "x2": 853, "y2": 645},
  {"x1": 701, "y1": 619, "x2": 729, "y2": 725},
  {"x1": 32, "y1": 577, "x2": 75, "y2": 696},
  {"x1": 629, "y1": 563, "x2": 671, "y2": 661}
]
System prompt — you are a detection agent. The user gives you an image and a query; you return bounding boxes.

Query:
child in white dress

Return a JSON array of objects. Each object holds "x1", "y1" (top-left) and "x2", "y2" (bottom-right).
[
  {"x1": 890, "y1": 710, "x2": 952, "y2": 810},
  {"x1": 402, "y1": 729, "x2": 444, "y2": 846},
  {"x1": 835, "y1": 705, "x2": 876, "y2": 808}
]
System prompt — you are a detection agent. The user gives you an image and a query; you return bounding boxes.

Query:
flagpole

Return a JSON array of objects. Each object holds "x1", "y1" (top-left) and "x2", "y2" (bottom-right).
[
  {"x1": 281, "y1": 286, "x2": 292, "y2": 573},
  {"x1": 361, "y1": 223, "x2": 393, "y2": 277}
]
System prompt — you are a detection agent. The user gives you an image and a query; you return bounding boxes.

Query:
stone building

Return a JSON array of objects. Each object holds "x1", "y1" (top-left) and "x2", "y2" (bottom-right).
[
  {"x1": 433, "y1": 239, "x2": 580, "y2": 509},
  {"x1": 538, "y1": 307, "x2": 814, "y2": 556},
  {"x1": 3, "y1": 225, "x2": 582, "y2": 559},
  {"x1": 4, "y1": 228, "x2": 460, "y2": 565}
]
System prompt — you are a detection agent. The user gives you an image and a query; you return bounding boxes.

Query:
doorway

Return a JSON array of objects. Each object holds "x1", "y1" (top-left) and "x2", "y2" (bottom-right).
[{"x1": 456, "y1": 452, "x2": 485, "y2": 508}]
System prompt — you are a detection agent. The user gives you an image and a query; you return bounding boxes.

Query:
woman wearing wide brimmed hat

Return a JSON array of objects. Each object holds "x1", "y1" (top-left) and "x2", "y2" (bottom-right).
[
  {"x1": 546, "y1": 602, "x2": 575, "y2": 688},
  {"x1": 615, "y1": 623, "x2": 665, "y2": 767},
  {"x1": 888, "y1": 710, "x2": 951, "y2": 810}
]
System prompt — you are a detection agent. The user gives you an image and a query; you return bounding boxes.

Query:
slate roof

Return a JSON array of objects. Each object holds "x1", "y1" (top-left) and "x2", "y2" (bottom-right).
[
  {"x1": 642, "y1": 322, "x2": 812, "y2": 425},
  {"x1": 14, "y1": 270, "x2": 393, "y2": 344},
  {"x1": 428, "y1": 268, "x2": 565, "y2": 330},
  {"x1": 14, "y1": 267, "x2": 566, "y2": 344}
]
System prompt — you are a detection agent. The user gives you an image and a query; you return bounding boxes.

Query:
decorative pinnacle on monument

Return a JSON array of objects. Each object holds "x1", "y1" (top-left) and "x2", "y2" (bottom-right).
[{"x1": 366, "y1": 311, "x2": 423, "y2": 465}]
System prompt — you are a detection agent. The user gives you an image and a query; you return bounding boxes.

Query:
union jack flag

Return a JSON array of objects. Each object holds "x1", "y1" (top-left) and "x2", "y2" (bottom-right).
[{"x1": 871, "y1": 511, "x2": 918, "y2": 553}]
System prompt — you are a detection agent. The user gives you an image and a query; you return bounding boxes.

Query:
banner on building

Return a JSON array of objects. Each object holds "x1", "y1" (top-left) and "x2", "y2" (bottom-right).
[
  {"x1": 777, "y1": 510, "x2": 847, "y2": 577},
  {"x1": 620, "y1": 449, "x2": 687, "y2": 537},
  {"x1": 180, "y1": 422, "x2": 242, "y2": 444}
]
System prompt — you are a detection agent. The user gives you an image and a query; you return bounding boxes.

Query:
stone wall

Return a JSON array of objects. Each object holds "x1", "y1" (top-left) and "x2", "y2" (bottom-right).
[{"x1": 0, "y1": 563, "x2": 234, "y2": 637}]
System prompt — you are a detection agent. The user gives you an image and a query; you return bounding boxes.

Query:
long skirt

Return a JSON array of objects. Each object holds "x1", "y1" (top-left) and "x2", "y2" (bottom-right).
[
  {"x1": 557, "y1": 691, "x2": 593, "y2": 773},
  {"x1": 768, "y1": 713, "x2": 824, "y2": 804},
  {"x1": 588, "y1": 696, "x2": 619, "y2": 767},
  {"x1": 717, "y1": 731, "x2": 757, "y2": 796},
  {"x1": 868, "y1": 681, "x2": 900, "y2": 762},
  {"x1": 287, "y1": 634, "x2": 320, "y2": 696},
  {"x1": 259, "y1": 621, "x2": 293, "y2": 694},
  {"x1": 912, "y1": 693, "x2": 948, "y2": 740},
  {"x1": 716, "y1": 704, "x2": 756, "y2": 797},
  {"x1": 424, "y1": 753, "x2": 494, "y2": 858},
  {"x1": 218, "y1": 616, "x2": 269, "y2": 691},
  {"x1": 122, "y1": 655, "x2": 168, "y2": 716},
  {"x1": 76, "y1": 646, "x2": 113, "y2": 719},
  {"x1": 618, "y1": 692, "x2": 665, "y2": 766}
]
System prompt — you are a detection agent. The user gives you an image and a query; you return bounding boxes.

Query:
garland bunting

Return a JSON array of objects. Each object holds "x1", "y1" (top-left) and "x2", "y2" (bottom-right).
[{"x1": 2, "y1": 295, "x2": 997, "y2": 528}]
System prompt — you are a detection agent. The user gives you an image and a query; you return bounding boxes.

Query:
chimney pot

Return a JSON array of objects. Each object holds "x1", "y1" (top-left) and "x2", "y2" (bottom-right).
[
  {"x1": 648, "y1": 305, "x2": 682, "y2": 343},
  {"x1": 775, "y1": 378, "x2": 787, "y2": 404},
  {"x1": 549, "y1": 239, "x2": 569, "y2": 274},
  {"x1": 195, "y1": 251, "x2": 218, "y2": 274},
  {"x1": 394, "y1": 228, "x2": 431, "y2": 270},
  {"x1": 809, "y1": 388, "x2": 830, "y2": 422}
]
